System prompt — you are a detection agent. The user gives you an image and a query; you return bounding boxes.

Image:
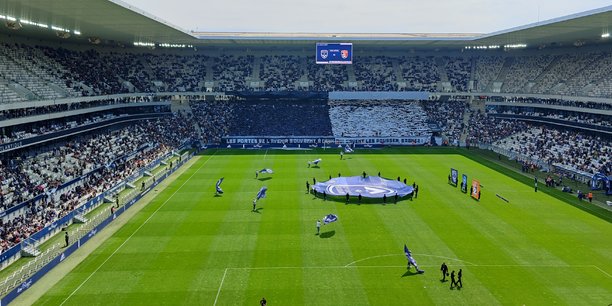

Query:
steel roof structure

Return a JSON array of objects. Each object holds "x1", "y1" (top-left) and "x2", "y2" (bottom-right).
[{"x1": 0, "y1": 1, "x2": 610, "y2": 49}]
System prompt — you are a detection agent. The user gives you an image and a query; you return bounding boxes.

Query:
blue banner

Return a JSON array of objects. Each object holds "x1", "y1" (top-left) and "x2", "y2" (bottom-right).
[{"x1": 313, "y1": 176, "x2": 413, "y2": 198}]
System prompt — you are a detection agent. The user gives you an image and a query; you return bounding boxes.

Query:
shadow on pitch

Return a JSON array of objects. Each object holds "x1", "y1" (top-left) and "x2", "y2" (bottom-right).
[
  {"x1": 401, "y1": 270, "x2": 421, "y2": 277},
  {"x1": 257, "y1": 177, "x2": 272, "y2": 181},
  {"x1": 252, "y1": 207, "x2": 264, "y2": 213},
  {"x1": 319, "y1": 230, "x2": 335, "y2": 238},
  {"x1": 311, "y1": 194, "x2": 409, "y2": 205},
  {"x1": 214, "y1": 194, "x2": 223, "y2": 197}
]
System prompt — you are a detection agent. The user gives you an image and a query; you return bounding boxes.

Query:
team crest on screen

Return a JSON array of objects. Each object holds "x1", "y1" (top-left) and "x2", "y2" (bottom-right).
[
  {"x1": 341, "y1": 50, "x2": 349, "y2": 59},
  {"x1": 320, "y1": 50, "x2": 328, "y2": 59}
]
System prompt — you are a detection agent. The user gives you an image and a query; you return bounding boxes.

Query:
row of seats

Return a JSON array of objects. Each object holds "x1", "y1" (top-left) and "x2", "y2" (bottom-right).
[
  {"x1": 2, "y1": 42, "x2": 611, "y2": 101},
  {"x1": 0, "y1": 113, "x2": 196, "y2": 253},
  {"x1": 329, "y1": 100, "x2": 430, "y2": 138},
  {"x1": 494, "y1": 126, "x2": 611, "y2": 175}
]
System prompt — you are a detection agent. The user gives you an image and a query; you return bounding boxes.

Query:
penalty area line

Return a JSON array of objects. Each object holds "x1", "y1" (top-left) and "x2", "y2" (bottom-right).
[
  {"x1": 345, "y1": 253, "x2": 478, "y2": 267},
  {"x1": 59, "y1": 153, "x2": 216, "y2": 306},
  {"x1": 218, "y1": 264, "x2": 611, "y2": 278},
  {"x1": 213, "y1": 268, "x2": 229, "y2": 306}
]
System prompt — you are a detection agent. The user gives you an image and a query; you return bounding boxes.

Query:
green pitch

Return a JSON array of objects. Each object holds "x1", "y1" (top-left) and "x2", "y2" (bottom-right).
[{"x1": 34, "y1": 150, "x2": 612, "y2": 305}]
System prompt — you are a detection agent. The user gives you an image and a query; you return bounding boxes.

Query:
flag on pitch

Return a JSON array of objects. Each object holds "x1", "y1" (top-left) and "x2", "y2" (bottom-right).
[
  {"x1": 258, "y1": 168, "x2": 274, "y2": 174},
  {"x1": 323, "y1": 214, "x2": 338, "y2": 224},
  {"x1": 310, "y1": 158, "x2": 322, "y2": 165},
  {"x1": 344, "y1": 144, "x2": 354, "y2": 153},
  {"x1": 404, "y1": 244, "x2": 412, "y2": 259},
  {"x1": 256, "y1": 186, "x2": 268, "y2": 200},
  {"x1": 215, "y1": 177, "x2": 224, "y2": 194}
]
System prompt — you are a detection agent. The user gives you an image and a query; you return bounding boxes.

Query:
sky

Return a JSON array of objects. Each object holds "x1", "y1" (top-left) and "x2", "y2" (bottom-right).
[{"x1": 120, "y1": 0, "x2": 610, "y2": 34}]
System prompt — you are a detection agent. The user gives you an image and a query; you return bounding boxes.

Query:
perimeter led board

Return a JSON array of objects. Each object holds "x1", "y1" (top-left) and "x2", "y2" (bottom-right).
[{"x1": 316, "y1": 43, "x2": 353, "y2": 64}]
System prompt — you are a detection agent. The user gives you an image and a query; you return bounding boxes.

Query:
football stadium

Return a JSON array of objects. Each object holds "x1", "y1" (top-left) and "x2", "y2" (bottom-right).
[{"x1": 0, "y1": 0, "x2": 610, "y2": 305}]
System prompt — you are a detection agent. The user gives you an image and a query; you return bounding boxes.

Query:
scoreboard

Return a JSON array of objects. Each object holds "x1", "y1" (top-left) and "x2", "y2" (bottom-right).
[{"x1": 316, "y1": 43, "x2": 353, "y2": 64}]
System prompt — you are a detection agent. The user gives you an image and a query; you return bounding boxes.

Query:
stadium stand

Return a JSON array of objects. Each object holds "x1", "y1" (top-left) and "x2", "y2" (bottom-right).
[
  {"x1": 443, "y1": 56, "x2": 471, "y2": 92},
  {"x1": 260, "y1": 55, "x2": 302, "y2": 91},
  {"x1": 213, "y1": 55, "x2": 254, "y2": 91},
  {"x1": 189, "y1": 100, "x2": 234, "y2": 142},
  {"x1": 490, "y1": 97, "x2": 612, "y2": 110},
  {"x1": 473, "y1": 56, "x2": 504, "y2": 92},
  {"x1": 0, "y1": 39, "x2": 610, "y2": 256},
  {"x1": 488, "y1": 108, "x2": 612, "y2": 127},
  {"x1": 307, "y1": 64, "x2": 348, "y2": 91},
  {"x1": 353, "y1": 56, "x2": 397, "y2": 91},
  {"x1": 421, "y1": 100, "x2": 467, "y2": 145},
  {"x1": 494, "y1": 126, "x2": 611, "y2": 175},
  {"x1": 398, "y1": 56, "x2": 440, "y2": 92},
  {"x1": 500, "y1": 54, "x2": 555, "y2": 93},
  {"x1": 0, "y1": 114, "x2": 195, "y2": 252},
  {"x1": 223, "y1": 99, "x2": 333, "y2": 136},
  {"x1": 0, "y1": 43, "x2": 610, "y2": 97},
  {"x1": 465, "y1": 111, "x2": 530, "y2": 145},
  {"x1": 329, "y1": 100, "x2": 430, "y2": 138}
]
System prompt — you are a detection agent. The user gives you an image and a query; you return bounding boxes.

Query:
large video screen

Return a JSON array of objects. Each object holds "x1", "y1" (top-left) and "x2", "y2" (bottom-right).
[{"x1": 316, "y1": 43, "x2": 353, "y2": 64}]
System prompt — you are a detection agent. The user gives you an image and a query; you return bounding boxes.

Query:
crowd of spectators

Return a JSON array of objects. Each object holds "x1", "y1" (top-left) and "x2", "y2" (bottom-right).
[
  {"x1": 260, "y1": 56, "x2": 302, "y2": 91},
  {"x1": 444, "y1": 56, "x2": 471, "y2": 92},
  {"x1": 1, "y1": 43, "x2": 612, "y2": 98},
  {"x1": 0, "y1": 96, "x2": 157, "y2": 121},
  {"x1": 465, "y1": 110, "x2": 530, "y2": 145},
  {"x1": 189, "y1": 100, "x2": 235, "y2": 143},
  {"x1": 487, "y1": 97, "x2": 612, "y2": 111},
  {"x1": 421, "y1": 100, "x2": 467, "y2": 144},
  {"x1": 353, "y1": 56, "x2": 397, "y2": 91},
  {"x1": 398, "y1": 56, "x2": 440, "y2": 92},
  {"x1": 307, "y1": 64, "x2": 348, "y2": 91},
  {"x1": 213, "y1": 55, "x2": 254, "y2": 91},
  {"x1": 465, "y1": 107, "x2": 611, "y2": 176},
  {"x1": 0, "y1": 43, "x2": 82, "y2": 101},
  {"x1": 0, "y1": 113, "x2": 195, "y2": 253},
  {"x1": 329, "y1": 100, "x2": 430, "y2": 138},
  {"x1": 501, "y1": 55, "x2": 554, "y2": 93},
  {"x1": 223, "y1": 99, "x2": 333, "y2": 136},
  {"x1": 531, "y1": 52, "x2": 600, "y2": 95},
  {"x1": 488, "y1": 107, "x2": 612, "y2": 127},
  {"x1": 40, "y1": 47, "x2": 150, "y2": 95},
  {"x1": 0, "y1": 113, "x2": 119, "y2": 145},
  {"x1": 145, "y1": 53, "x2": 209, "y2": 92},
  {"x1": 473, "y1": 56, "x2": 504, "y2": 91},
  {"x1": 559, "y1": 52, "x2": 612, "y2": 97},
  {"x1": 494, "y1": 126, "x2": 611, "y2": 175}
]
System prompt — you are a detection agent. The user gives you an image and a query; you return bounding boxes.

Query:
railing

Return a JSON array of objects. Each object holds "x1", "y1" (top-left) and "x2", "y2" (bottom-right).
[
  {"x1": 478, "y1": 143, "x2": 600, "y2": 183},
  {"x1": 0, "y1": 145, "x2": 188, "y2": 270},
  {"x1": 0, "y1": 152, "x2": 195, "y2": 303}
]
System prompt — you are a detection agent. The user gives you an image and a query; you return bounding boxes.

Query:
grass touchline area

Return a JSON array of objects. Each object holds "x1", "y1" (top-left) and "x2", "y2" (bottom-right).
[{"x1": 22, "y1": 149, "x2": 611, "y2": 306}]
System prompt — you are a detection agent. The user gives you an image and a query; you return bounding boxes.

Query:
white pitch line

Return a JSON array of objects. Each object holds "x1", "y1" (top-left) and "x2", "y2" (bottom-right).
[
  {"x1": 590, "y1": 265, "x2": 612, "y2": 278},
  {"x1": 213, "y1": 268, "x2": 229, "y2": 306},
  {"x1": 345, "y1": 253, "x2": 477, "y2": 267},
  {"x1": 212, "y1": 263, "x2": 610, "y2": 301},
  {"x1": 60, "y1": 153, "x2": 215, "y2": 306},
  {"x1": 263, "y1": 149, "x2": 268, "y2": 160},
  {"x1": 220, "y1": 264, "x2": 611, "y2": 278}
]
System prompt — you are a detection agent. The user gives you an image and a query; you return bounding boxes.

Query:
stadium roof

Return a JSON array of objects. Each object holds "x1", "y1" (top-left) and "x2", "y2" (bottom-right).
[{"x1": 0, "y1": 1, "x2": 610, "y2": 49}]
